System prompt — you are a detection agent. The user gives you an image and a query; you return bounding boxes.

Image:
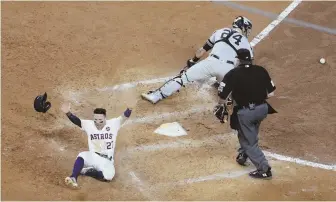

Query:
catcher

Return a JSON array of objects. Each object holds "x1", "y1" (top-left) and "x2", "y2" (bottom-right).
[{"x1": 141, "y1": 16, "x2": 254, "y2": 105}]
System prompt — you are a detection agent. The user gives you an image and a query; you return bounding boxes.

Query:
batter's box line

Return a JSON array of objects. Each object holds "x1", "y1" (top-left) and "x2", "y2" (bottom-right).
[
  {"x1": 134, "y1": 169, "x2": 254, "y2": 195},
  {"x1": 129, "y1": 171, "x2": 156, "y2": 200},
  {"x1": 124, "y1": 133, "x2": 336, "y2": 171},
  {"x1": 122, "y1": 107, "x2": 335, "y2": 172}
]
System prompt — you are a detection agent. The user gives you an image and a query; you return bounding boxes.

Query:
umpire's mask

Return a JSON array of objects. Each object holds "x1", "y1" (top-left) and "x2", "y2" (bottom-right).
[{"x1": 34, "y1": 92, "x2": 51, "y2": 113}]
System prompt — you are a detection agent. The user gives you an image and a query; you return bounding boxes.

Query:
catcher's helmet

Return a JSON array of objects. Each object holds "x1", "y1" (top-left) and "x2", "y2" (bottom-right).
[
  {"x1": 232, "y1": 16, "x2": 253, "y2": 38},
  {"x1": 34, "y1": 92, "x2": 51, "y2": 113},
  {"x1": 237, "y1": 48, "x2": 252, "y2": 62}
]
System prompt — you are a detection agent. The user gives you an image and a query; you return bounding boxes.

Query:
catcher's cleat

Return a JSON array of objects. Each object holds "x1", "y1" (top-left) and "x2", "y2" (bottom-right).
[
  {"x1": 65, "y1": 176, "x2": 78, "y2": 189},
  {"x1": 141, "y1": 91, "x2": 162, "y2": 104}
]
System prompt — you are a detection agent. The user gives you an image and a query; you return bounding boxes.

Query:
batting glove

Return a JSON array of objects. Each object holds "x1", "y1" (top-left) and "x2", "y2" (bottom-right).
[{"x1": 124, "y1": 108, "x2": 132, "y2": 118}]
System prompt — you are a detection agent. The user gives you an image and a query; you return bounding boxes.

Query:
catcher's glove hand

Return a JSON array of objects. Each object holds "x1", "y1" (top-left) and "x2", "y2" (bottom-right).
[
  {"x1": 213, "y1": 104, "x2": 229, "y2": 123},
  {"x1": 187, "y1": 59, "x2": 197, "y2": 68},
  {"x1": 179, "y1": 65, "x2": 189, "y2": 75}
]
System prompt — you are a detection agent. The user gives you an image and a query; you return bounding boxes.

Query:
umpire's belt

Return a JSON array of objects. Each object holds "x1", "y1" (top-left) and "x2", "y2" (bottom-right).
[
  {"x1": 95, "y1": 152, "x2": 113, "y2": 161},
  {"x1": 210, "y1": 54, "x2": 234, "y2": 65},
  {"x1": 237, "y1": 101, "x2": 266, "y2": 110}
]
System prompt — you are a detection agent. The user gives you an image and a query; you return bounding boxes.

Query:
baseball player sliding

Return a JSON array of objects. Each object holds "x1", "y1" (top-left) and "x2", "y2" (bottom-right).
[
  {"x1": 61, "y1": 103, "x2": 132, "y2": 188},
  {"x1": 141, "y1": 16, "x2": 253, "y2": 104}
]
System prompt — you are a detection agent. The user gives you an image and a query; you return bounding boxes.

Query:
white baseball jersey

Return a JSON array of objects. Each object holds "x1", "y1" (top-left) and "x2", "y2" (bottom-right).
[
  {"x1": 206, "y1": 27, "x2": 254, "y2": 63},
  {"x1": 81, "y1": 116, "x2": 123, "y2": 159}
]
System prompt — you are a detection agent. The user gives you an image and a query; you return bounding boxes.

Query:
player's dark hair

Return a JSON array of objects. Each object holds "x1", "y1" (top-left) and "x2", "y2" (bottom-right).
[{"x1": 93, "y1": 108, "x2": 106, "y2": 116}]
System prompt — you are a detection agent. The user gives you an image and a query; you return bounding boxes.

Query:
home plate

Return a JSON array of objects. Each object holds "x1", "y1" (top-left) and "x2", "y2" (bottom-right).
[{"x1": 154, "y1": 122, "x2": 188, "y2": 137}]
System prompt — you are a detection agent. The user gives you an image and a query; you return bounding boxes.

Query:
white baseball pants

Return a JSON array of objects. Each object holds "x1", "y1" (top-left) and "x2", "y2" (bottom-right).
[
  {"x1": 78, "y1": 151, "x2": 115, "y2": 181},
  {"x1": 185, "y1": 55, "x2": 235, "y2": 82},
  {"x1": 159, "y1": 55, "x2": 235, "y2": 98}
]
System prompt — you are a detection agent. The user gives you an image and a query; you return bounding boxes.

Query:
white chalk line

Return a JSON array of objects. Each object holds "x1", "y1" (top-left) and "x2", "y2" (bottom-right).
[
  {"x1": 129, "y1": 171, "x2": 155, "y2": 200},
  {"x1": 128, "y1": 133, "x2": 254, "y2": 188},
  {"x1": 153, "y1": 169, "x2": 253, "y2": 189},
  {"x1": 250, "y1": 0, "x2": 302, "y2": 47},
  {"x1": 125, "y1": 133, "x2": 234, "y2": 153},
  {"x1": 174, "y1": 169, "x2": 252, "y2": 185},
  {"x1": 263, "y1": 151, "x2": 336, "y2": 171},
  {"x1": 125, "y1": 133, "x2": 336, "y2": 171},
  {"x1": 97, "y1": 77, "x2": 172, "y2": 92},
  {"x1": 123, "y1": 105, "x2": 336, "y2": 173}
]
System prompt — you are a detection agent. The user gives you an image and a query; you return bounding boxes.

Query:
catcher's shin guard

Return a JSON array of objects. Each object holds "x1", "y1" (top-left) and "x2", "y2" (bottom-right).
[
  {"x1": 141, "y1": 73, "x2": 189, "y2": 104},
  {"x1": 159, "y1": 74, "x2": 189, "y2": 97}
]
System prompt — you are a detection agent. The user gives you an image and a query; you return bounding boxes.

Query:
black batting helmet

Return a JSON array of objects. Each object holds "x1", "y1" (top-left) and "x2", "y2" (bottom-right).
[{"x1": 34, "y1": 92, "x2": 51, "y2": 113}]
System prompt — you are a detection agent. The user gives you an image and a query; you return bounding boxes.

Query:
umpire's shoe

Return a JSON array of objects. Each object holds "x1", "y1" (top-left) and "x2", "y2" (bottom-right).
[
  {"x1": 236, "y1": 152, "x2": 248, "y2": 166},
  {"x1": 249, "y1": 168, "x2": 272, "y2": 179}
]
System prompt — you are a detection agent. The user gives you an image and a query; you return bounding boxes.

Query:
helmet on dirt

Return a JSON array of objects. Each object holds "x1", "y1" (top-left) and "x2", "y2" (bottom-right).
[
  {"x1": 232, "y1": 16, "x2": 253, "y2": 38},
  {"x1": 34, "y1": 92, "x2": 51, "y2": 113}
]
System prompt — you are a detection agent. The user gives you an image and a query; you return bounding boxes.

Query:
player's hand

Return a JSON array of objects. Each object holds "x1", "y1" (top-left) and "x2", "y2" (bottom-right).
[
  {"x1": 186, "y1": 59, "x2": 196, "y2": 68},
  {"x1": 61, "y1": 102, "x2": 71, "y2": 114},
  {"x1": 213, "y1": 104, "x2": 229, "y2": 123},
  {"x1": 123, "y1": 108, "x2": 132, "y2": 118},
  {"x1": 179, "y1": 65, "x2": 189, "y2": 74}
]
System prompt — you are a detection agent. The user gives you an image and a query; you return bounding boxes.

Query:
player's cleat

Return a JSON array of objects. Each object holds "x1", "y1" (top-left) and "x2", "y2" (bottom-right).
[
  {"x1": 141, "y1": 91, "x2": 162, "y2": 104},
  {"x1": 65, "y1": 176, "x2": 78, "y2": 188},
  {"x1": 249, "y1": 168, "x2": 272, "y2": 179},
  {"x1": 236, "y1": 152, "x2": 248, "y2": 166}
]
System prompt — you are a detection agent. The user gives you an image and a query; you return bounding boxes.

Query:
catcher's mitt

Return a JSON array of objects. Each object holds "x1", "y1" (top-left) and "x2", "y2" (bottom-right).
[{"x1": 213, "y1": 104, "x2": 229, "y2": 123}]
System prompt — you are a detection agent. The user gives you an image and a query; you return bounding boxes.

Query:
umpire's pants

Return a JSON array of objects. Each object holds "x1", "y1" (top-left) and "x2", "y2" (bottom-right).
[{"x1": 237, "y1": 103, "x2": 270, "y2": 172}]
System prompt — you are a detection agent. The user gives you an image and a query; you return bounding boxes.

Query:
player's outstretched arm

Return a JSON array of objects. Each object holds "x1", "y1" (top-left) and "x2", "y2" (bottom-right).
[
  {"x1": 61, "y1": 103, "x2": 82, "y2": 128},
  {"x1": 184, "y1": 34, "x2": 214, "y2": 71}
]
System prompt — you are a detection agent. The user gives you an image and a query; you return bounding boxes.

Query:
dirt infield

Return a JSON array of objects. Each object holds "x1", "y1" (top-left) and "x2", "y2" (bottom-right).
[{"x1": 2, "y1": 1, "x2": 335, "y2": 200}]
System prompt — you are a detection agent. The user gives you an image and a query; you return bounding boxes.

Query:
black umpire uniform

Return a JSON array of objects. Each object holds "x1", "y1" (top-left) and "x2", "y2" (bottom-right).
[{"x1": 214, "y1": 48, "x2": 277, "y2": 179}]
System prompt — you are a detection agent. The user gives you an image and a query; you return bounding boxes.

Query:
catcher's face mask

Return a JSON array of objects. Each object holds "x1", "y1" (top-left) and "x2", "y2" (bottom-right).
[
  {"x1": 94, "y1": 114, "x2": 106, "y2": 128},
  {"x1": 34, "y1": 92, "x2": 51, "y2": 113}
]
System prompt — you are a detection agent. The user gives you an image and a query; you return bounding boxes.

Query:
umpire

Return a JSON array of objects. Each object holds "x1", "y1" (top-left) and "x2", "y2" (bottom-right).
[{"x1": 213, "y1": 48, "x2": 277, "y2": 179}]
